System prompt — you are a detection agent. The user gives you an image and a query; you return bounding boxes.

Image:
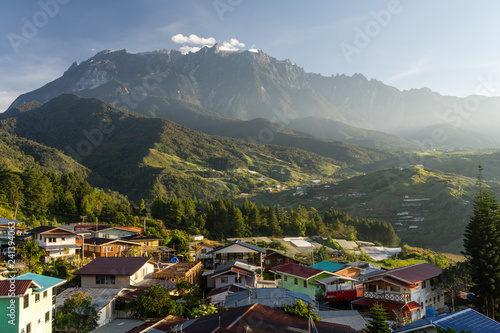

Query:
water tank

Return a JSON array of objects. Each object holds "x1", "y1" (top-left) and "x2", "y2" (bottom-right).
[{"x1": 426, "y1": 307, "x2": 435, "y2": 317}]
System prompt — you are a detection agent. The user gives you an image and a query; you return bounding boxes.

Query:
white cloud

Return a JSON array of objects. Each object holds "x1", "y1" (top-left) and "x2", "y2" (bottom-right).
[
  {"x1": 171, "y1": 34, "x2": 247, "y2": 54},
  {"x1": 179, "y1": 46, "x2": 202, "y2": 54},
  {"x1": 248, "y1": 49, "x2": 259, "y2": 53},
  {"x1": 171, "y1": 34, "x2": 216, "y2": 45},
  {"x1": 220, "y1": 38, "x2": 245, "y2": 51}
]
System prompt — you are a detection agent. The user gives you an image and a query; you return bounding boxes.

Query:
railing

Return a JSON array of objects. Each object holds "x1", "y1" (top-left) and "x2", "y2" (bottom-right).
[
  {"x1": 364, "y1": 291, "x2": 410, "y2": 303},
  {"x1": 326, "y1": 284, "x2": 355, "y2": 292}
]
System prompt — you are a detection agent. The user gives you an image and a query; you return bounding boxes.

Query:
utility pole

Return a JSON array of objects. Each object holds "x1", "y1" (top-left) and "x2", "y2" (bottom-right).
[
  {"x1": 80, "y1": 215, "x2": 86, "y2": 223},
  {"x1": 142, "y1": 216, "x2": 147, "y2": 232},
  {"x1": 13, "y1": 201, "x2": 21, "y2": 220}
]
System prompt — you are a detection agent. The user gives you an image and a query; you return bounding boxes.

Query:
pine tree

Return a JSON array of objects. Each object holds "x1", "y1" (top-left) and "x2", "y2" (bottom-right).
[
  {"x1": 364, "y1": 302, "x2": 390, "y2": 333},
  {"x1": 463, "y1": 166, "x2": 500, "y2": 319}
]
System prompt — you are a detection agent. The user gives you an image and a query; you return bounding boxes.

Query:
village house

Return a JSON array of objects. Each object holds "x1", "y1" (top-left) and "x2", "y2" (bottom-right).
[
  {"x1": 262, "y1": 249, "x2": 306, "y2": 270},
  {"x1": 270, "y1": 263, "x2": 340, "y2": 300},
  {"x1": 56, "y1": 287, "x2": 127, "y2": 328},
  {"x1": 0, "y1": 273, "x2": 65, "y2": 333},
  {"x1": 28, "y1": 226, "x2": 79, "y2": 261},
  {"x1": 206, "y1": 240, "x2": 267, "y2": 268},
  {"x1": 82, "y1": 237, "x2": 139, "y2": 258},
  {"x1": 87, "y1": 225, "x2": 141, "y2": 239},
  {"x1": 74, "y1": 257, "x2": 154, "y2": 288},
  {"x1": 204, "y1": 260, "x2": 259, "y2": 289},
  {"x1": 352, "y1": 262, "x2": 444, "y2": 323}
]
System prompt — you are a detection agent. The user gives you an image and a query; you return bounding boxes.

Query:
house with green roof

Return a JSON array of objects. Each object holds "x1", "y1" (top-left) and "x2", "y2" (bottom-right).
[
  {"x1": 270, "y1": 263, "x2": 339, "y2": 300},
  {"x1": 0, "y1": 273, "x2": 65, "y2": 333}
]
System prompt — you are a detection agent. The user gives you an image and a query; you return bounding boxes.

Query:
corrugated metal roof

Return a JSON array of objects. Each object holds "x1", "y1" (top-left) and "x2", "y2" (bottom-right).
[
  {"x1": 310, "y1": 260, "x2": 346, "y2": 272},
  {"x1": 394, "y1": 308, "x2": 500, "y2": 333},
  {"x1": 74, "y1": 257, "x2": 151, "y2": 276},
  {"x1": 56, "y1": 287, "x2": 124, "y2": 310},
  {"x1": 29, "y1": 226, "x2": 76, "y2": 235},
  {"x1": 206, "y1": 240, "x2": 267, "y2": 255},
  {"x1": 225, "y1": 288, "x2": 314, "y2": 308},
  {"x1": 317, "y1": 310, "x2": 367, "y2": 331},
  {"x1": 15, "y1": 273, "x2": 65, "y2": 291},
  {"x1": 271, "y1": 263, "x2": 332, "y2": 279},
  {"x1": 387, "y1": 262, "x2": 442, "y2": 284}
]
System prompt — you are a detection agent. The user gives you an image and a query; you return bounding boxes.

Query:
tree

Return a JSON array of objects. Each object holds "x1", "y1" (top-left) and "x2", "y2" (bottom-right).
[
  {"x1": 437, "y1": 261, "x2": 471, "y2": 312},
  {"x1": 191, "y1": 303, "x2": 217, "y2": 318},
  {"x1": 55, "y1": 292, "x2": 99, "y2": 332},
  {"x1": 364, "y1": 302, "x2": 390, "y2": 333},
  {"x1": 126, "y1": 284, "x2": 183, "y2": 318},
  {"x1": 462, "y1": 166, "x2": 500, "y2": 319},
  {"x1": 284, "y1": 300, "x2": 321, "y2": 321},
  {"x1": 18, "y1": 240, "x2": 45, "y2": 274}
]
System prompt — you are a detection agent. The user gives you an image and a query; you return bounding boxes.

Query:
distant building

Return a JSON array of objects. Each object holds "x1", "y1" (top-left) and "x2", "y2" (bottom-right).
[
  {"x1": 205, "y1": 260, "x2": 259, "y2": 289},
  {"x1": 28, "y1": 226, "x2": 79, "y2": 261}
]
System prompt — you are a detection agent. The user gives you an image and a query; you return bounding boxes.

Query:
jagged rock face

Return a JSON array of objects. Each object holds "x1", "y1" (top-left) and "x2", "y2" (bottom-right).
[{"x1": 8, "y1": 46, "x2": 500, "y2": 135}]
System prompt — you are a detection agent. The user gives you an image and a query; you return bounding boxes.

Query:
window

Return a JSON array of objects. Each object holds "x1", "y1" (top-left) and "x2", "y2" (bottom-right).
[
  {"x1": 284, "y1": 275, "x2": 287, "y2": 282},
  {"x1": 277, "y1": 258, "x2": 283, "y2": 264},
  {"x1": 437, "y1": 295, "x2": 440, "y2": 302},
  {"x1": 45, "y1": 311, "x2": 50, "y2": 323},
  {"x1": 236, "y1": 276, "x2": 242, "y2": 283},
  {"x1": 366, "y1": 284, "x2": 376, "y2": 292},
  {"x1": 61, "y1": 237, "x2": 66, "y2": 241},
  {"x1": 389, "y1": 286, "x2": 400, "y2": 292},
  {"x1": 35, "y1": 293, "x2": 40, "y2": 302},
  {"x1": 96, "y1": 275, "x2": 116, "y2": 284},
  {"x1": 26, "y1": 323, "x2": 31, "y2": 333},
  {"x1": 265, "y1": 259, "x2": 271, "y2": 265},
  {"x1": 294, "y1": 278, "x2": 298, "y2": 285},
  {"x1": 24, "y1": 294, "x2": 29, "y2": 309},
  {"x1": 221, "y1": 277, "x2": 228, "y2": 284},
  {"x1": 303, "y1": 280, "x2": 307, "y2": 288},
  {"x1": 43, "y1": 290, "x2": 48, "y2": 298},
  {"x1": 201, "y1": 249, "x2": 207, "y2": 254},
  {"x1": 421, "y1": 281, "x2": 426, "y2": 289}
]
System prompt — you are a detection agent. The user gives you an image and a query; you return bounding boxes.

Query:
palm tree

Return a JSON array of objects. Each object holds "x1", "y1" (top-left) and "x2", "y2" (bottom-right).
[{"x1": 192, "y1": 243, "x2": 203, "y2": 262}]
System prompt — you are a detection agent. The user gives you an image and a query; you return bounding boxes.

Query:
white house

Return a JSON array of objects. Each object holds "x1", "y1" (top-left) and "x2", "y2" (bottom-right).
[{"x1": 29, "y1": 226, "x2": 80, "y2": 261}]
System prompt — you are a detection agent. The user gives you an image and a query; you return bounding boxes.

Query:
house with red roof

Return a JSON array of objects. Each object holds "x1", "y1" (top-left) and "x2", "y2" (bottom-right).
[
  {"x1": 352, "y1": 262, "x2": 444, "y2": 323},
  {"x1": 270, "y1": 263, "x2": 341, "y2": 300}
]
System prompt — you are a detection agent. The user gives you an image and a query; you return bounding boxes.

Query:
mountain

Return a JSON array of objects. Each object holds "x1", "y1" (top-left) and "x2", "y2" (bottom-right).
[
  {"x1": 287, "y1": 116, "x2": 419, "y2": 150},
  {"x1": 0, "y1": 130, "x2": 87, "y2": 174},
  {"x1": 8, "y1": 46, "x2": 500, "y2": 146},
  {"x1": 0, "y1": 94, "x2": 350, "y2": 201}
]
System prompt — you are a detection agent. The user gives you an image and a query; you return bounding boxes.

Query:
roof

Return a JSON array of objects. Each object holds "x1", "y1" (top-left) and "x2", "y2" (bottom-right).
[
  {"x1": 225, "y1": 288, "x2": 315, "y2": 308},
  {"x1": 271, "y1": 263, "x2": 333, "y2": 280},
  {"x1": 310, "y1": 260, "x2": 346, "y2": 272},
  {"x1": 317, "y1": 310, "x2": 367, "y2": 331},
  {"x1": 395, "y1": 308, "x2": 500, "y2": 333},
  {"x1": 352, "y1": 298, "x2": 421, "y2": 313},
  {"x1": 29, "y1": 226, "x2": 76, "y2": 235},
  {"x1": 363, "y1": 262, "x2": 442, "y2": 286},
  {"x1": 178, "y1": 303, "x2": 360, "y2": 333},
  {"x1": 387, "y1": 262, "x2": 442, "y2": 284},
  {"x1": 88, "y1": 319, "x2": 145, "y2": 333},
  {"x1": 206, "y1": 284, "x2": 247, "y2": 298},
  {"x1": 84, "y1": 237, "x2": 139, "y2": 246},
  {"x1": 0, "y1": 280, "x2": 38, "y2": 297},
  {"x1": 206, "y1": 240, "x2": 267, "y2": 255},
  {"x1": 74, "y1": 257, "x2": 152, "y2": 276},
  {"x1": 314, "y1": 275, "x2": 358, "y2": 285},
  {"x1": 122, "y1": 234, "x2": 162, "y2": 241},
  {"x1": 15, "y1": 273, "x2": 66, "y2": 291},
  {"x1": 56, "y1": 287, "x2": 124, "y2": 311},
  {"x1": 381, "y1": 276, "x2": 419, "y2": 290},
  {"x1": 212, "y1": 260, "x2": 259, "y2": 277}
]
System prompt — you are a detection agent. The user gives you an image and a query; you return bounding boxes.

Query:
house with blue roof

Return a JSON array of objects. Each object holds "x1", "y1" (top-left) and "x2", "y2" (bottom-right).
[
  {"x1": 394, "y1": 308, "x2": 500, "y2": 333},
  {"x1": 310, "y1": 260, "x2": 346, "y2": 272},
  {"x1": 0, "y1": 273, "x2": 65, "y2": 333}
]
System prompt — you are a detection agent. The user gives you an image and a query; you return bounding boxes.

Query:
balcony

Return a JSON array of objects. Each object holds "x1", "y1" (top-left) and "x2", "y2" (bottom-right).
[{"x1": 364, "y1": 291, "x2": 411, "y2": 303}]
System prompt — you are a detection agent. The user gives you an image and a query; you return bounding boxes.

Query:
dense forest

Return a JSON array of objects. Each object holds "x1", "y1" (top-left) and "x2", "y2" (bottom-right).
[{"x1": 0, "y1": 170, "x2": 399, "y2": 247}]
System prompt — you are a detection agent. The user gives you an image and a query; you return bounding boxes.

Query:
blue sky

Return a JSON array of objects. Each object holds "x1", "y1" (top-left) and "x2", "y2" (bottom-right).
[{"x1": 2, "y1": 0, "x2": 500, "y2": 111}]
